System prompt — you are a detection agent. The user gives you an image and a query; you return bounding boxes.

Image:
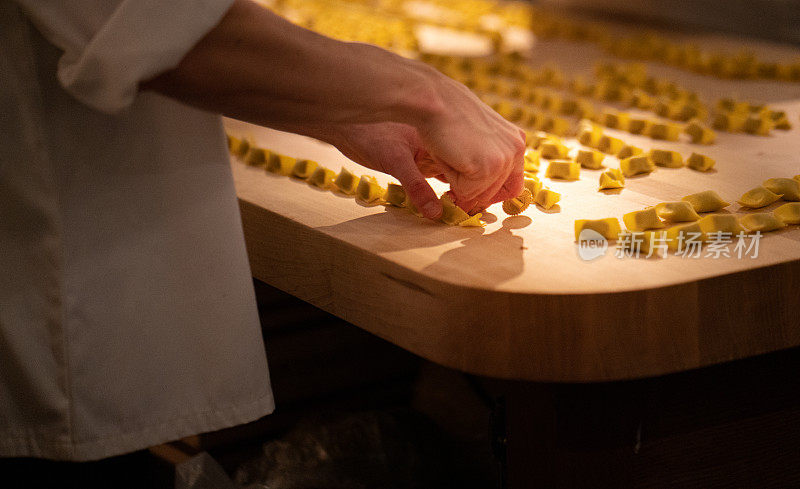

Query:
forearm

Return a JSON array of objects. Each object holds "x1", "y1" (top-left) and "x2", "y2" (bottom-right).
[{"x1": 142, "y1": 0, "x2": 442, "y2": 137}]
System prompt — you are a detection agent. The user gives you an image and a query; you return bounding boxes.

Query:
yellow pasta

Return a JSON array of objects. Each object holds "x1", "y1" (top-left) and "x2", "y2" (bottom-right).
[
  {"x1": 627, "y1": 118, "x2": 649, "y2": 135},
  {"x1": 523, "y1": 176, "x2": 543, "y2": 197},
  {"x1": 385, "y1": 183, "x2": 407, "y2": 207},
  {"x1": 333, "y1": 167, "x2": 358, "y2": 194},
  {"x1": 597, "y1": 135, "x2": 625, "y2": 155},
  {"x1": 502, "y1": 188, "x2": 533, "y2": 215},
  {"x1": 654, "y1": 202, "x2": 701, "y2": 222},
  {"x1": 616, "y1": 145, "x2": 642, "y2": 160},
  {"x1": 743, "y1": 115, "x2": 772, "y2": 136},
  {"x1": 600, "y1": 110, "x2": 630, "y2": 130},
  {"x1": 539, "y1": 141, "x2": 570, "y2": 159},
  {"x1": 291, "y1": 159, "x2": 319, "y2": 179},
  {"x1": 440, "y1": 195, "x2": 471, "y2": 225},
  {"x1": 762, "y1": 178, "x2": 800, "y2": 201},
  {"x1": 534, "y1": 188, "x2": 561, "y2": 209},
  {"x1": 646, "y1": 122, "x2": 680, "y2": 141},
  {"x1": 230, "y1": 136, "x2": 250, "y2": 158},
  {"x1": 698, "y1": 214, "x2": 744, "y2": 238},
  {"x1": 623, "y1": 208, "x2": 665, "y2": 231},
  {"x1": 737, "y1": 186, "x2": 782, "y2": 208},
  {"x1": 244, "y1": 147, "x2": 267, "y2": 167},
  {"x1": 685, "y1": 119, "x2": 716, "y2": 144},
  {"x1": 687, "y1": 153, "x2": 715, "y2": 172},
  {"x1": 648, "y1": 149, "x2": 684, "y2": 168},
  {"x1": 773, "y1": 203, "x2": 800, "y2": 225},
  {"x1": 712, "y1": 112, "x2": 746, "y2": 132},
  {"x1": 459, "y1": 213, "x2": 485, "y2": 227},
  {"x1": 308, "y1": 167, "x2": 336, "y2": 190},
  {"x1": 739, "y1": 213, "x2": 785, "y2": 232},
  {"x1": 574, "y1": 218, "x2": 622, "y2": 241},
  {"x1": 620, "y1": 155, "x2": 655, "y2": 177},
  {"x1": 576, "y1": 149, "x2": 605, "y2": 169},
  {"x1": 545, "y1": 160, "x2": 580, "y2": 180},
  {"x1": 682, "y1": 190, "x2": 730, "y2": 212},
  {"x1": 523, "y1": 149, "x2": 541, "y2": 173},
  {"x1": 266, "y1": 152, "x2": 295, "y2": 175},
  {"x1": 356, "y1": 176, "x2": 385, "y2": 203},
  {"x1": 578, "y1": 122, "x2": 603, "y2": 147},
  {"x1": 665, "y1": 222, "x2": 705, "y2": 250},
  {"x1": 599, "y1": 168, "x2": 625, "y2": 190}
]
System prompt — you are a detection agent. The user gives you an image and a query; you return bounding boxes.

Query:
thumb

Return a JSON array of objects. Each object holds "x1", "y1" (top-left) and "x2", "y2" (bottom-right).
[{"x1": 393, "y1": 158, "x2": 442, "y2": 220}]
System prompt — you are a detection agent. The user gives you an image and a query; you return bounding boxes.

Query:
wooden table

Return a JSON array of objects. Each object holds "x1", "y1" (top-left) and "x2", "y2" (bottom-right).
[{"x1": 226, "y1": 30, "x2": 800, "y2": 488}]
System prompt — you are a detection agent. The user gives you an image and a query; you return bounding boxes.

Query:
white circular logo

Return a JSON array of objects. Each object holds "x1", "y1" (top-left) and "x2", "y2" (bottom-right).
[{"x1": 576, "y1": 229, "x2": 608, "y2": 261}]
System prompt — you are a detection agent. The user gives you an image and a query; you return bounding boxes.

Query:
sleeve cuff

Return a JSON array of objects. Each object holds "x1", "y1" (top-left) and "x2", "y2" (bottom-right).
[{"x1": 57, "y1": 0, "x2": 236, "y2": 113}]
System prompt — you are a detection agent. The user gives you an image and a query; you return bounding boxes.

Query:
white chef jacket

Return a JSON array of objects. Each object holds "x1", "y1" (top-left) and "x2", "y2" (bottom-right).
[{"x1": 0, "y1": 0, "x2": 274, "y2": 461}]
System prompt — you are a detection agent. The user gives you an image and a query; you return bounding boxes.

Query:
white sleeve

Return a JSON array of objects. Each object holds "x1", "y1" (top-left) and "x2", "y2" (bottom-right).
[{"x1": 15, "y1": 0, "x2": 235, "y2": 113}]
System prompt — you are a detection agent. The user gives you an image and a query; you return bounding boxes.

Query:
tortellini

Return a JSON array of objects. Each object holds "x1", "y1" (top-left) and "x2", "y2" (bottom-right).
[
  {"x1": 654, "y1": 201, "x2": 700, "y2": 222},
  {"x1": 229, "y1": 136, "x2": 250, "y2": 158},
  {"x1": 774, "y1": 203, "x2": 800, "y2": 224},
  {"x1": 309, "y1": 167, "x2": 336, "y2": 189},
  {"x1": 578, "y1": 121, "x2": 603, "y2": 147},
  {"x1": 574, "y1": 218, "x2": 622, "y2": 241},
  {"x1": 267, "y1": 152, "x2": 295, "y2": 175},
  {"x1": 599, "y1": 168, "x2": 625, "y2": 190},
  {"x1": 523, "y1": 148, "x2": 541, "y2": 173},
  {"x1": 502, "y1": 188, "x2": 533, "y2": 215},
  {"x1": 540, "y1": 141, "x2": 570, "y2": 159},
  {"x1": 697, "y1": 214, "x2": 744, "y2": 238},
  {"x1": 597, "y1": 135, "x2": 625, "y2": 155},
  {"x1": 291, "y1": 159, "x2": 318, "y2": 179},
  {"x1": 646, "y1": 121, "x2": 680, "y2": 141},
  {"x1": 623, "y1": 208, "x2": 665, "y2": 231},
  {"x1": 534, "y1": 188, "x2": 561, "y2": 209},
  {"x1": 545, "y1": 160, "x2": 580, "y2": 180},
  {"x1": 739, "y1": 213, "x2": 785, "y2": 232},
  {"x1": 687, "y1": 153, "x2": 715, "y2": 172},
  {"x1": 627, "y1": 117, "x2": 649, "y2": 135},
  {"x1": 616, "y1": 144, "x2": 642, "y2": 160},
  {"x1": 356, "y1": 176, "x2": 385, "y2": 204},
  {"x1": 334, "y1": 167, "x2": 358, "y2": 195},
  {"x1": 600, "y1": 110, "x2": 629, "y2": 130},
  {"x1": 762, "y1": 178, "x2": 800, "y2": 201},
  {"x1": 649, "y1": 149, "x2": 684, "y2": 168},
  {"x1": 576, "y1": 149, "x2": 605, "y2": 169},
  {"x1": 743, "y1": 115, "x2": 772, "y2": 136},
  {"x1": 620, "y1": 155, "x2": 655, "y2": 177},
  {"x1": 665, "y1": 222, "x2": 705, "y2": 250},
  {"x1": 685, "y1": 119, "x2": 716, "y2": 144},
  {"x1": 245, "y1": 147, "x2": 267, "y2": 167},
  {"x1": 439, "y1": 194, "x2": 471, "y2": 225},
  {"x1": 682, "y1": 190, "x2": 730, "y2": 212},
  {"x1": 523, "y1": 176, "x2": 543, "y2": 198},
  {"x1": 385, "y1": 183, "x2": 408, "y2": 207},
  {"x1": 737, "y1": 186, "x2": 782, "y2": 208}
]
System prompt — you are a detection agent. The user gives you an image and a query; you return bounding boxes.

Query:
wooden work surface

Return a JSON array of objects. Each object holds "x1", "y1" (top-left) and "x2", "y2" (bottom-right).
[{"x1": 227, "y1": 32, "x2": 800, "y2": 383}]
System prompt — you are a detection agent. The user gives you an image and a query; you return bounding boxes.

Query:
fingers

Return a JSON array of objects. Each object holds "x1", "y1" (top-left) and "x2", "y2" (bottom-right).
[{"x1": 392, "y1": 157, "x2": 442, "y2": 220}]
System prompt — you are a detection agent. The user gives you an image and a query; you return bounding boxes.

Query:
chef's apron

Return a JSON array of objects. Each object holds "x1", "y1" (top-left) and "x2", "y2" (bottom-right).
[{"x1": 0, "y1": 0, "x2": 274, "y2": 461}]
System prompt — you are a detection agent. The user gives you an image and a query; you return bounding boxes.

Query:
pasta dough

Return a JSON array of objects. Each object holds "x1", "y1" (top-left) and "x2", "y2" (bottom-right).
[
  {"x1": 762, "y1": 178, "x2": 800, "y2": 201},
  {"x1": 334, "y1": 167, "x2": 359, "y2": 195},
  {"x1": 737, "y1": 186, "x2": 782, "y2": 208},
  {"x1": 616, "y1": 144, "x2": 642, "y2": 160},
  {"x1": 773, "y1": 203, "x2": 800, "y2": 225},
  {"x1": 308, "y1": 167, "x2": 336, "y2": 189},
  {"x1": 576, "y1": 149, "x2": 605, "y2": 169},
  {"x1": 623, "y1": 208, "x2": 665, "y2": 231},
  {"x1": 697, "y1": 214, "x2": 744, "y2": 238},
  {"x1": 440, "y1": 195, "x2": 471, "y2": 225},
  {"x1": 534, "y1": 188, "x2": 561, "y2": 209},
  {"x1": 545, "y1": 160, "x2": 580, "y2": 180},
  {"x1": 620, "y1": 155, "x2": 655, "y2": 177},
  {"x1": 574, "y1": 218, "x2": 622, "y2": 241},
  {"x1": 523, "y1": 149, "x2": 541, "y2": 173},
  {"x1": 266, "y1": 152, "x2": 295, "y2": 175},
  {"x1": 687, "y1": 153, "x2": 715, "y2": 172},
  {"x1": 682, "y1": 190, "x2": 730, "y2": 212},
  {"x1": 502, "y1": 188, "x2": 533, "y2": 215},
  {"x1": 356, "y1": 176, "x2": 385, "y2": 203},
  {"x1": 385, "y1": 183, "x2": 407, "y2": 207},
  {"x1": 654, "y1": 202, "x2": 701, "y2": 222},
  {"x1": 291, "y1": 159, "x2": 319, "y2": 179},
  {"x1": 739, "y1": 213, "x2": 785, "y2": 232},
  {"x1": 599, "y1": 168, "x2": 625, "y2": 189},
  {"x1": 459, "y1": 213, "x2": 485, "y2": 227},
  {"x1": 649, "y1": 149, "x2": 684, "y2": 168},
  {"x1": 540, "y1": 141, "x2": 570, "y2": 159}
]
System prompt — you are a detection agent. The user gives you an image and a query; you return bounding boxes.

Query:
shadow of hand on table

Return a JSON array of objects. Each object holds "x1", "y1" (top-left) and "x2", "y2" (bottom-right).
[{"x1": 421, "y1": 215, "x2": 531, "y2": 289}]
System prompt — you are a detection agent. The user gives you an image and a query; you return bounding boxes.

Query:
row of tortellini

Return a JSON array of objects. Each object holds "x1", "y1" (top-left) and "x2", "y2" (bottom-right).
[
  {"x1": 576, "y1": 186, "x2": 800, "y2": 253},
  {"x1": 226, "y1": 134, "x2": 528, "y2": 228}
]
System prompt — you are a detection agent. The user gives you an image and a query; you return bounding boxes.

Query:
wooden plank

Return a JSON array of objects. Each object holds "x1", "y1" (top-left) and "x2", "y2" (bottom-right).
[{"x1": 228, "y1": 35, "x2": 800, "y2": 382}]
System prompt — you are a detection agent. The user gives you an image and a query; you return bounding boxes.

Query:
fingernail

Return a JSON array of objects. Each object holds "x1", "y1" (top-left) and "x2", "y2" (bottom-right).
[{"x1": 422, "y1": 201, "x2": 441, "y2": 219}]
